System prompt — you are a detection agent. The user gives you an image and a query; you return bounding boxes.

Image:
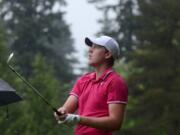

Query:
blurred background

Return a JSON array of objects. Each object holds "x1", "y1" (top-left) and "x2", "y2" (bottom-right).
[{"x1": 0, "y1": 0, "x2": 179, "y2": 135}]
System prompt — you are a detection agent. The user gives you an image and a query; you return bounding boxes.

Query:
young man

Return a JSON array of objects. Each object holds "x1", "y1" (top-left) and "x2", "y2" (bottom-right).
[{"x1": 54, "y1": 35, "x2": 128, "y2": 135}]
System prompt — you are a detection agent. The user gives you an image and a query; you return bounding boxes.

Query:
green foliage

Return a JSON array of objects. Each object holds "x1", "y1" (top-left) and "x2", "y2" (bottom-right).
[
  {"x1": 88, "y1": 0, "x2": 136, "y2": 60},
  {"x1": 25, "y1": 54, "x2": 73, "y2": 135},
  {"x1": 123, "y1": 0, "x2": 180, "y2": 134},
  {"x1": 0, "y1": 0, "x2": 76, "y2": 82},
  {"x1": 114, "y1": 58, "x2": 130, "y2": 79},
  {"x1": 0, "y1": 19, "x2": 28, "y2": 135},
  {"x1": 0, "y1": 21, "x2": 8, "y2": 77},
  {"x1": 0, "y1": 54, "x2": 74, "y2": 135},
  {"x1": 0, "y1": 1, "x2": 76, "y2": 131}
]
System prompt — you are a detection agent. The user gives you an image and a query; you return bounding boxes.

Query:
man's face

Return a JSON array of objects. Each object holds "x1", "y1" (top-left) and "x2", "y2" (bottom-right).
[{"x1": 88, "y1": 44, "x2": 109, "y2": 67}]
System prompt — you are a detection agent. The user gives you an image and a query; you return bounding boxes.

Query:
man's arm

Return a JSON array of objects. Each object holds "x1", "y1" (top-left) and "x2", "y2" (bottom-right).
[
  {"x1": 54, "y1": 95, "x2": 78, "y2": 121},
  {"x1": 79, "y1": 103, "x2": 126, "y2": 130},
  {"x1": 58, "y1": 95, "x2": 78, "y2": 114}
]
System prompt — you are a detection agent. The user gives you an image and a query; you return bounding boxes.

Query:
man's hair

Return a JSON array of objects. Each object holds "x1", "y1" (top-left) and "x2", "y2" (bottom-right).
[
  {"x1": 104, "y1": 49, "x2": 115, "y2": 67},
  {"x1": 106, "y1": 57, "x2": 115, "y2": 67}
]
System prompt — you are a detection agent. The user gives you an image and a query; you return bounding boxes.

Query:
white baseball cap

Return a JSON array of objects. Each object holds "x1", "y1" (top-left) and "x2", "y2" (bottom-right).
[{"x1": 85, "y1": 35, "x2": 120, "y2": 59}]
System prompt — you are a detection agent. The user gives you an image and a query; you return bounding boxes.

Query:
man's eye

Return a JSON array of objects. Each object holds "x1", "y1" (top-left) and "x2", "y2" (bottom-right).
[{"x1": 92, "y1": 45, "x2": 102, "y2": 49}]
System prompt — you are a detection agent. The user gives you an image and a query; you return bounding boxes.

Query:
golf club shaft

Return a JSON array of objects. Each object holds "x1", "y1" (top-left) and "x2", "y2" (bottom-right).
[{"x1": 8, "y1": 65, "x2": 61, "y2": 116}]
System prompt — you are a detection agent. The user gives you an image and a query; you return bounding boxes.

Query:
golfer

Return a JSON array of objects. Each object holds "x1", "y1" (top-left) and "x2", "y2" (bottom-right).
[{"x1": 54, "y1": 35, "x2": 128, "y2": 135}]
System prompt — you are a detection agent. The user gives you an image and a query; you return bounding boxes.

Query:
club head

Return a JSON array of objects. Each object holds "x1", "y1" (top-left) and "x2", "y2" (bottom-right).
[{"x1": 7, "y1": 53, "x2": 14, "y2": 64}]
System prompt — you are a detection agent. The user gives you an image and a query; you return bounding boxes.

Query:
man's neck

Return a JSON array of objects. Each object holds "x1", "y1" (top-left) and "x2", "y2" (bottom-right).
[{"x1": 95, "y1": 65, "x2": 111, "y2": 80}]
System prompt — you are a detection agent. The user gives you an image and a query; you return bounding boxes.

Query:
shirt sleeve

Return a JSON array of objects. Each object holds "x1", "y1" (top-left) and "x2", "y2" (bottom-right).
[
  {"x1": 107, "y1": 78, "x2": 128, "y2": 104},
  {"x1": 69, "y1": 78, "x2": 82, "y2": 99}
]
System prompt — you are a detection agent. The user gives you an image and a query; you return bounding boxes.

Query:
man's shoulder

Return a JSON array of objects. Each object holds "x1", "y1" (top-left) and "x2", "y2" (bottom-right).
[
  {"x1": 108, "y1": 71, "x2": 128, "y2": 93},
  {"x1": 109, "y1": 71, "x2": 127, "y2": 84},
  {"x1": 77, "y1": 72, "x2": 95, "y2": 82}
]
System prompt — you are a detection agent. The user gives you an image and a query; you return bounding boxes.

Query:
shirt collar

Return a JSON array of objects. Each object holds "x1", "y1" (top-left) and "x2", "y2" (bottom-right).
[{"x1": 90, "y1": 68, "x2": 114, "y2": 82}]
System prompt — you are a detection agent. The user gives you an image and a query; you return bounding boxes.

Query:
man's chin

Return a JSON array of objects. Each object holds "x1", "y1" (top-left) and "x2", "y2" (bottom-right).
[
  {"x1": 88, "y1": 62, "x2": 96, "y2": 67},
  {"x1": 88, "y1": 62, "x2": 99, "y2": 68}
]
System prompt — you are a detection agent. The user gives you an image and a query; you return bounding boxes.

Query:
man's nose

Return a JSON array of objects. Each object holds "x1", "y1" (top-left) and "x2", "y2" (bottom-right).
[{"x1": 88, "y1": 47, "x2": 93, "y2": 53}]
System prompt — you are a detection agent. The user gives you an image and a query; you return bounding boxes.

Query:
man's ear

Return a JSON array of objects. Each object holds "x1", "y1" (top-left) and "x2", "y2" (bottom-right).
[{"x1": 105, "y1": 51, "x2": 113, "y2": 59}]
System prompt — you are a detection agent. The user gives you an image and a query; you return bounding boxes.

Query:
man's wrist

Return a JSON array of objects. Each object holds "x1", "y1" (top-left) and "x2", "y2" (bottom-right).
[{"x1": 65, "y1": 114, "x2": 80, "y2": 124}]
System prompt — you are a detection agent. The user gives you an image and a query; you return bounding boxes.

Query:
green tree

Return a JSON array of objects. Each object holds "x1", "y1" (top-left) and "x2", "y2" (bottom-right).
[
  {"x1": 0, "y1": 0, "x2": 76, "y2": 82},
  {"x1": 0, "y1": 54, "x2": 74, "y2": 135},
  {"x1": 0, "y1": 20, "x2": 8, "y2": 78},
  {"x1": 88, "y1": 0, "x2": 136, "y2": 60},
  {"x1": 25, "y1": 54, "x2": 73, "y2": 135},
  {"x1": 0, "y1": 1, "x2": 77, "y2": 134},
  {"x1": 122, "y1": 0, "x2": 180, "y2": 134},
  {"x1": 0, "y1": 17, "x2": 26, "y2": 135}
]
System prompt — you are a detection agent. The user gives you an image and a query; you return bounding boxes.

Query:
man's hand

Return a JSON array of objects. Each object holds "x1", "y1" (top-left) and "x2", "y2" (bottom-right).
[
  {"x1": 54, "y1": 95, "x2": 79, "y2": 126},
  {"x1": 54, "y1": 107, "x2": 67, "y2": 122},
  {"x1": 58, "y1": 114, "x2": 80, "y2": 126}
]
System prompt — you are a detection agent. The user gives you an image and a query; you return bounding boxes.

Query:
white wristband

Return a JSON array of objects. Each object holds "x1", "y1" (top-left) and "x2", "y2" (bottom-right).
[
  {"x1": 65, "y1": 114, "x2": 80, "y2": 124},
  {"x1": 57, "y1": 114, "x2": 80, "y2": 126}
]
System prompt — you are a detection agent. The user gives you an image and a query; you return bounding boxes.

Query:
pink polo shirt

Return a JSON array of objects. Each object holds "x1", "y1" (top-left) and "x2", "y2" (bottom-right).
[{"x1": 70, "y1": 68, "x2": 128, "y2": 135}]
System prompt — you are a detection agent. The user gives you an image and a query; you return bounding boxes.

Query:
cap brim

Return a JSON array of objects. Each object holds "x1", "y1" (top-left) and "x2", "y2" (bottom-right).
[{"x1": 85, "y1": 37, "x2": 93, "y2": 46}]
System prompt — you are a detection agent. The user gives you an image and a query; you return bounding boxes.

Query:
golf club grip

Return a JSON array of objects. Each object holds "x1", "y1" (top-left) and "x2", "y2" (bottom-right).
[{"x1": 54, "y1": 109, "x2": 62, "y2": 116}]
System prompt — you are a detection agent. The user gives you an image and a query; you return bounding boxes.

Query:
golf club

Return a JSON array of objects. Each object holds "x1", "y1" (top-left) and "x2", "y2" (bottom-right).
[{"x1": 7, "y1": 52, "x2": 62, "y2": 116}]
